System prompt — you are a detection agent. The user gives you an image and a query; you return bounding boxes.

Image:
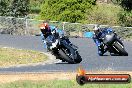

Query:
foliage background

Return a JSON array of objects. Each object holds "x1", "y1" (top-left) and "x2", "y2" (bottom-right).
[
  {"x1": 40, "y1": 0, "x2": 96, "y2": 23},
  {"x1": 0, "y1": 0, "x2": 132, "y2": 26}
]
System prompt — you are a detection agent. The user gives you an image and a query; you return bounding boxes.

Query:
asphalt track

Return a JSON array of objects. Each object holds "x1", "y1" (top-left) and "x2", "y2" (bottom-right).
[{"x1": 0, "y1": 34, "x2": 132, "y2": 73}]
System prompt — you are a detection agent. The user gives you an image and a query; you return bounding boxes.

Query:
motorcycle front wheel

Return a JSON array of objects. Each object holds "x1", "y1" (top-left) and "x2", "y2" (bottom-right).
[
  {"x1": 58, "y1": 49, "x2": 82, "y2": 64},
  {"x1": 113, "y1": 41, "x2": 128, "y2": 56}
]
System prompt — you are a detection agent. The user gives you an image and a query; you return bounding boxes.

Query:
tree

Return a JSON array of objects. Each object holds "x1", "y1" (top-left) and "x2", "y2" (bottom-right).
[
  {"x1": 118, "y1": 10, "x2": 132, "y2": 26},
  {"x1": 29, "y1": 0, "x2": 45, "y2": 13},
  {"x1": 40, "y1": 0, "x2": 96, "y2": 23},
  {"x1": 0, "y1": 0, "x2": 8, "y2": 16},
  {"x1": 112, "y1": 0, "x2": 132, "y2": 11},
  {"x1": 9, "y1": 0, "x2": 30, "y2": 17},
  {"x1": 112, "y1": 0, "x2": 132, "y2": 26}
]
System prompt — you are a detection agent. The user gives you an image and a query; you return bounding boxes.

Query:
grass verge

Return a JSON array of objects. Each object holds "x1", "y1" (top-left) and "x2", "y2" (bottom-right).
[
  {"x1": 0, "y1": 80, "x2": 131, "y2": 88},
  {"x1": 0, "y1": 47, "x2": 48, "y2": 67},
  {"x1": 0, "y1": 72, "x2": 132, "y2": 88}
]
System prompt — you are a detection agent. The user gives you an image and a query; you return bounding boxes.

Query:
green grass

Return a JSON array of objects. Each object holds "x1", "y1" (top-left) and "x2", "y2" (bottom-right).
[
  {"x1": 0, "y1": 80, "x2": 131, "y2": 88},
  {"x1": 0, "y1": 47, "x2": 48, "y2": 67}
]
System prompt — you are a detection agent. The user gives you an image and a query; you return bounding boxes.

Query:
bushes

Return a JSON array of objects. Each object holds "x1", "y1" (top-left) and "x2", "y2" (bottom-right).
[
  {"x1": 29, "y1": 0, "x2": 44, "y2": 14},
  {"x1": 118, "y1": 10, "x2": 132, "y2": 27},
  {"x1": 0, "y1": 0, "x2": 9, "y2": 16},
  {"x1": 112, "y1": 0, "x2": 132, "y2": 27},
  {"x1": 87, "y1": 4, "x2": 121, "y2": 26},
  {"x1": 39, "y1": 2, "x2": 132, "y2": 27},
  {"x1": 112, "y1": 0, "x2": 132, "y2": 11},
  {"x1": 30, "y1": 6, "x2": 41, "y2": 14},
  {"x1": 1, "y1": 0, "x2": 131, "y2": 27},
  {"x1": 9, "y1": 0, "x2": 30, "y2": 17},
  {"x1": 0, "y1": 0, "x2": 30, "y2": 17},
  {"x1": 39, "y1": 0, "x2": 96, "y2": 23}
]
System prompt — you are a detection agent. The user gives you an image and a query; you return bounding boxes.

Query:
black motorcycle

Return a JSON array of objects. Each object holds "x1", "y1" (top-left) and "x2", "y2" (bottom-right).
[
  {"x1": 100, "y1": 29, "x2": 128, "y2": 56},
  {"x1": 46, "y1": 34, "x2": 82, "y2": 64}
]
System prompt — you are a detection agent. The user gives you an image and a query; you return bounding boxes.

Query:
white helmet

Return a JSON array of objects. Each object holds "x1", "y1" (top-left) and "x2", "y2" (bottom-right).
[{"x1": 93, "y1": 24, "x2": 100, "y2": 31}]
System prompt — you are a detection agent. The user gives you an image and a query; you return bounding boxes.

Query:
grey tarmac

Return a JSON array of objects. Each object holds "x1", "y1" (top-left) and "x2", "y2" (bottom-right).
[{"x1": 0, "y1": 34, "x2": 132, "y2": 73}]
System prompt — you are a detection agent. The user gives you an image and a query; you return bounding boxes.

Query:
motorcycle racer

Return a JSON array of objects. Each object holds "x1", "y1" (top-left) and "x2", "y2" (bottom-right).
[
  {"x1": 92, "y1": 24, "x2": 113, "y2": 56},
  {"x1": 39, "y1": 22, "x2": 71, "y2": 52}
]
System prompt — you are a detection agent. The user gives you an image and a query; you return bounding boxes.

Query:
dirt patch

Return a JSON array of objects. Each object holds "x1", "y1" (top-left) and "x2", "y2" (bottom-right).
[
  {"x1": 0, "y1": 71, "x2": 132, "y2": 84},
  {"x1": 0, "y1": 72, "x2": 75, "y2": 84}
]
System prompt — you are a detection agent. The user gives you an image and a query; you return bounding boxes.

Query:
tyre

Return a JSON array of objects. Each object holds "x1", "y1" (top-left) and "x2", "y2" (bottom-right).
[
  {"x1": 74, "y1": 51, "x2": 82, "y2": 63},
  {"x1": 58, "y1": 49, "x2": 75, "y2": 64},
  {"x1": 113, "y1": 41, "x2": 128, "y2": 56}
]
